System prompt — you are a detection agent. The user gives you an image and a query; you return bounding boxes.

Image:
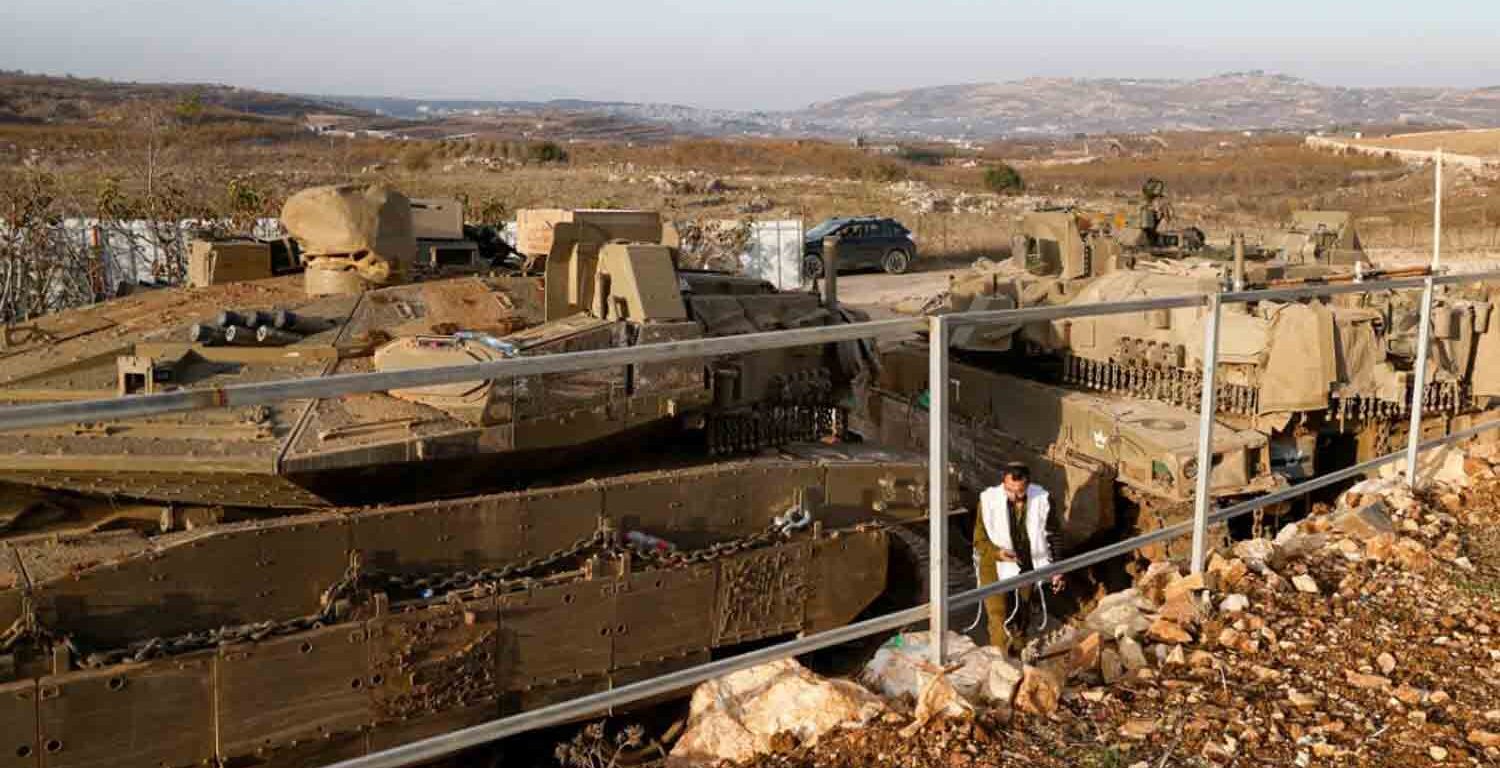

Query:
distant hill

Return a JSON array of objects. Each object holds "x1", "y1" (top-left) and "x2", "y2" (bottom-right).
[
  {"x1": 331, "y1": 94, "x2": 782, "y2": 138},
  {"x1": 793, "y1": 72, "x2": 1500, "y2": 138},
  {"x1": 331, "y1": 73, "x2": 1500, "y2": 141},
  {"x1": 0, "y1": 71, "x2": 360, "y2": 125},
  {"x1": 7, "y1": 70, "x2": 1500, "y2": 140}
]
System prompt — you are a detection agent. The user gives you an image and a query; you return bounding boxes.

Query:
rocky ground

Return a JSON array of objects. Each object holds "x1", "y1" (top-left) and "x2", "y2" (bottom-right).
[{"x1": 667, "y1": 444, "x2": 1500, "y2": 768}]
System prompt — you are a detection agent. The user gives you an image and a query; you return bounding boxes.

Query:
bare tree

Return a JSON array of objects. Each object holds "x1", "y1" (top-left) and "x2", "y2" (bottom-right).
[{"x1": 0, "y1": 173, "x2": 103, "y2": 322}]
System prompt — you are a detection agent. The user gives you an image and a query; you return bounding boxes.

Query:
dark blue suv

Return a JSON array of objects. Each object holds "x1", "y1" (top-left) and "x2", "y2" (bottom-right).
[{"x1": 803, "y1": 217, "x2": 917, "y2": 278}]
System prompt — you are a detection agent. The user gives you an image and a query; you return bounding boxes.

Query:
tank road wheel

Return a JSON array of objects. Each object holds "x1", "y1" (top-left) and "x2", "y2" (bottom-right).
[
  {"x1": 881, "y1": 524, "x2": 978, "y2": 631},
  {"x1": 882, "y1": 249, "x2": 911, "y2": 275},
  {"x1": 803, "y1": 254, "x2": 826, "y2": 280},
  {"x1": 806, "y1": 523, "x2": 979, "y2": 674}
]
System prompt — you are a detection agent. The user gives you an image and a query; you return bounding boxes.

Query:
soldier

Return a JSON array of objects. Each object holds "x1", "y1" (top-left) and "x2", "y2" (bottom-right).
[{"x1": 974, "y1": 462, "x2": 1063, "y2": 655}]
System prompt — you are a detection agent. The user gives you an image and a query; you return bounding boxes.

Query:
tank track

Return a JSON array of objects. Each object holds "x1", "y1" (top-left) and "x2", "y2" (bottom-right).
[
  {"x1": 705, "y1": 404, "x2": 844, "y2": 455},
  {"x1": 1059, "y1": 353, "x2": 1468, "y2": 419}
]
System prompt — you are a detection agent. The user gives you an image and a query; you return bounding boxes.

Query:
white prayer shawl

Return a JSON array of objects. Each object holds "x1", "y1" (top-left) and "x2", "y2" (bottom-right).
[{"x1": 979, "y1": 484, "x2": 1052, "y2": 581}]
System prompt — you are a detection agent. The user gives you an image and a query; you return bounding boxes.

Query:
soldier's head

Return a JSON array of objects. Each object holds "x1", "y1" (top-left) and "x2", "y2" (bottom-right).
[{"x1": 1001, "y1": 462, "x2": 1030, "y2": 501}]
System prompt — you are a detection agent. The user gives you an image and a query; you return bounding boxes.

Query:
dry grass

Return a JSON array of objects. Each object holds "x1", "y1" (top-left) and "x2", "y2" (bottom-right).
[
  {"x1": 1349, "y1": 129, "x2": 1500, "y2": 159},
  {"x1": 1022, "y1": 138, "x2": 1407, "y2": 216},
  {"x1": 3, "y1": 108, "x2": 1498, "y2": 268},
  {"x1": 574, "y1": 139, "x2": 924, "y2": 183}
]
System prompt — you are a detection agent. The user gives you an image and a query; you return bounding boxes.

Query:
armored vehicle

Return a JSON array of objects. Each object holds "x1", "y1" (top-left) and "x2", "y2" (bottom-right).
[
  {"x1": 1009, "y1": 209, "x2": 1128, "y2": 283},
  {"x1": 0, "y1": 189, "x2": 867, "y2": 513},
  {"x1": 861, "y1": 213, "x2": 1499, "y2": 559},
  {"x1": 1248, "y1": 210, "x2": 1367, "y2": 266},
  {"x1": 0, "y1": 187, "x2": 939, "y2": 766}
]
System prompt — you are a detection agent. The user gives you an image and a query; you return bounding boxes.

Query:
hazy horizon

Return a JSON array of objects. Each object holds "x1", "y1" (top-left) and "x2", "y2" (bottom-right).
[{"x1": 4, "y1": 0, "x2": 1498, "y2": 111}]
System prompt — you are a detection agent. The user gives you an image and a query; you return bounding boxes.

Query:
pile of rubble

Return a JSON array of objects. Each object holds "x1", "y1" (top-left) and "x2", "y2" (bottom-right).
[
  {"x1": 734, "y1": 195, "x2": 775, "y2": 215},
  {"x1": 887, "y1": 181, "x2": 964, "y2": 214},
  {"x1": 648, "y1": 171, "x2": 730, "y2": 196},
  {"x1": 669, "y1": 441, "x2": 1500, "y2": 767},
  {"x1": 886, "y1": 181, "x2": 1080, "y2": 216},
  {"x1": 674, "y1": 218, "x2": 754, "y2": 272},
  {"x1": 438, "y1": 155, "x2": 517, "y2": 173}
]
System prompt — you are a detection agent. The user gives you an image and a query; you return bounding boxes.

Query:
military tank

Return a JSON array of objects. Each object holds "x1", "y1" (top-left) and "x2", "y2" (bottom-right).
[
  {"x1": 1026, "y1": 181, "x2": 1363, "y2": 268},
  {"x1": 0, "y1": 186, "x2": 940, "y2": 767},
  {"x1": 860, "y1": 207, "x2": 1500, "y2": 559},
  {"x1": 0, "y1": 187, "x2": 867, "y2": 515},
  {"x1": 1245, "y1": 210, "x2": 1368, "y2": 266}
]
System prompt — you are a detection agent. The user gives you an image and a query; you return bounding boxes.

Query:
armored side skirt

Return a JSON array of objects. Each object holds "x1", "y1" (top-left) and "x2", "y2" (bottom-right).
[{"x1": 0, "y1": 446, "x2": 924, "y2": 767}]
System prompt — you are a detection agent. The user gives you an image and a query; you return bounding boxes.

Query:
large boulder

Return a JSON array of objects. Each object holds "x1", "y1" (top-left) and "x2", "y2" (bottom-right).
[
  {"x1": 1232, "y1": 538, "x2": 1281, "y2": 572},
  {"x1": 1384, "y1": 445, "x2": 1470, "y2": 489},
  {"x1": 1137, "y1": 561, "x2": 1181, "y2": 604},
  {"x1": 1274, "y1": 522, "x2": 1327, "y2": 561},
  {"x1": 1013, "y1": 665, "x2": 1063, "y2": 715},
  {"x1": 1330, "y1": 497, "x2": 1395, "y2": 540},
  {"x1": 1083, "y1": 589, "x2": 1156, "y2": 640},
  {"x1": 668, "y1": 659, "x2": 885, "y2": 767}
]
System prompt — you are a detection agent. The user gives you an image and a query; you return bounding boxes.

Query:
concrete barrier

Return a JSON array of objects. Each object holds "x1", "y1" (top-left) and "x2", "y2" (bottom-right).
[{"x1": 1305, "y1": 134, "x2": 1500, "y2": 177}]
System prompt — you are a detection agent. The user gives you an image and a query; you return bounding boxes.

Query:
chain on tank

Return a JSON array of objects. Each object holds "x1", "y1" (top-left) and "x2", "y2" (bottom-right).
[{"x1": 65, "y1": 519, "x2": 824, "y2": 670}]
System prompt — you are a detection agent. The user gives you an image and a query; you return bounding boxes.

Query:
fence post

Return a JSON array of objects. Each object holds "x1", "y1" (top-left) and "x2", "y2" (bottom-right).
[
  {"x1": 1406, "y1": 276, "x2": 1437, "y2": 488},
  {"x1": 1433, "y1": 148, "x2": 1443, "y2": 270},
  {"x1": 1407, "y1": 152, "x2": 1444, "y2": 489},
  {"x1": 927, "y1": 314, "x2": 950, "y2": 666},
  {"x1": 1190, "y1": 293, "x2": 1222, "y2": 574}
]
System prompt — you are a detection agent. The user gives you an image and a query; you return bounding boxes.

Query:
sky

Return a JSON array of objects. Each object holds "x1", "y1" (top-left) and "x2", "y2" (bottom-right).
[{"x1": 3, "y1": 0, "x2": 1499, "y2": 111}]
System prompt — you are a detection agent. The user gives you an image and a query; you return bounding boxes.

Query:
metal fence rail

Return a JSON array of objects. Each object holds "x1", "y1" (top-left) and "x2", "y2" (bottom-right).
[
  {"x1": 4, "y1": 271, "x2": 1499, "y2": 433},
  {"x1": 0, "y1": 317, "x2": 927, "y2": 431}
]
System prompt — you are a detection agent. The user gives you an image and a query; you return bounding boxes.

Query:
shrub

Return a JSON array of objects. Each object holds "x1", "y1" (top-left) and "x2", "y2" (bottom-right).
[
  {"x1": 862, "y1": 161, "x2": 908, "y2": 183},
  {"x1": 399, "y1": 144, "x2": 435, "y2": 172},
  {"x1": 528, "y1": 141, "x2": 568, "y2": 164},
  {"x1": 983, "y1": 164, "x2": 1025, "y2": 194},
  {"x1": 468, "y1": 195, "x2": 508, "y2": 224},
  {"x1": 899, "y1": 146, "x2": 948, "y2": 166}
]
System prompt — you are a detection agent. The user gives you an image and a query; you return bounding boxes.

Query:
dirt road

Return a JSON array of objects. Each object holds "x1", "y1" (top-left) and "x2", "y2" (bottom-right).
[
  {"x1": 836, "y1": 264, "x2": 967, "y2": 318},
  {"x1": 840, "y1": 270, "x2": 954, "y2": 315}
]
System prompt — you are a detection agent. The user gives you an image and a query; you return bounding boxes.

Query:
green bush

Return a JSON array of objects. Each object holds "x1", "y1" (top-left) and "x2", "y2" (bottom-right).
[
  {"x1": 899, "y1": 146, "x2": 947, "y2": 166},
  {"x1": 983, "y1": 164, "x2": 1025, "y2": 194},
  {"x1": 528, "y1": 141, "x2": 569, "y2": 164}
]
